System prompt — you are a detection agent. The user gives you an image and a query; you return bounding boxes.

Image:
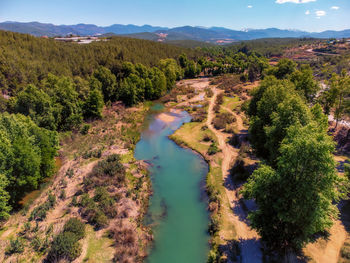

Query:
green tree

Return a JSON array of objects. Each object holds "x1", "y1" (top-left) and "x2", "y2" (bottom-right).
[
  {"x1": 242, "y1": 123, "x2": 347, "y2": 253},
  {"x1": 0, "y1": 174, "x2": 11, "y2": 221},
  {"x1": 328, "y1": 71, "x2": 350, "y2": 128},
  {"x1": 158, "y1": 58, "x2": 183, "y2": 90},
  {"x1": 274, "y1": 58, "x2": 296, "y2": 79},
  {"x1": 14, "y1": 84, "x2": 56, "y2": 130},
  {"x1": 0, "y1": 113, "x2": 58, "y2": 205},
  {"x1": 290, "y1": 65, "x2": 319, "y2": 102},
  {"x1": 43, "y1": 74, "x2": 83, "y2": 131},
  {"x1": 247, "y1": 77, "x2": 296, "y2": 157},
  {"x1": 93, "y1": 66, "x2": 117, "y2": 103},
  {"x1": 264, "y1": 94, "x2": 311, "y2": 162},
  {"x1": 83, "y1": 88, "x2": 104, "y2": 120}
]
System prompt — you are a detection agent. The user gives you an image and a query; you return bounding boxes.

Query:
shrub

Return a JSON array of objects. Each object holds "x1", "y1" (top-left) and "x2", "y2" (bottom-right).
[
  {"x1": 30, "y1": 192, "x2": 56, "y2": 221},
  {"x1": 208, "y1": 217, "x2": 219, "y2": 235},
  {"x1": 6, "y1": 238, "x2": 24, "y2": 254},
  {"x1": 71, "y1": 196, "x2": 78, "y2": 207},
  {"x1": 66, "y1": 168, "x2": 74, "y2": 178},
  {"x1": 80, "y1": 124, "x2": 91, "y2": 135},
  {"x1": 213, "y1": 104, "x2": 221, "y2": 113},
  {"x1": 202, "y1": 133, "x2": 213, "y2": 142},
  {"x1": 94, "y1": 187, "x2": 110, "y2": 202},
  {"x1": 216, "y1": 93, "x2": 224, "y2": 105},
  {"x1": 63, "y1": 218, "x2": 86, "y2": 240},
  {"x1": 31, "y1": 236, "x2": 43, "y2": 251},
  {"x1": 205, "y1": 87, "x2": 214, "y2": 98},
  {"x1": 47, "y1": 232, "x2": 82, "y2": 262},
  {"x1": 208, "y1": 142, "x2": 219, "y2": 155},
  {"x1": 60, "y1": 189, "x2": 66, "y2": 200},
  {"x1": 213, "y1": 112, "x2": 235, "y2": 130}
]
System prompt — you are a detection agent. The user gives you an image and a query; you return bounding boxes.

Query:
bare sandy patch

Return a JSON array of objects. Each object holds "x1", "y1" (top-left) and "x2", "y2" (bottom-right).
[{"x1": 157, "y1": 113, "x2": 176, "y2": 123}]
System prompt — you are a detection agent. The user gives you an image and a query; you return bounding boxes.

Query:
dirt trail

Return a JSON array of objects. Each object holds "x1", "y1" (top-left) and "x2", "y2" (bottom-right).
[
  {"x1": 221, "y1": 106, "x2": 245, "y2": 131},
  {"x1": 304, "y1": 220, "x2": 346, "y2": 263},
  {"x1": 207, "y1": 87, "x2": 262, "y2": 263}
]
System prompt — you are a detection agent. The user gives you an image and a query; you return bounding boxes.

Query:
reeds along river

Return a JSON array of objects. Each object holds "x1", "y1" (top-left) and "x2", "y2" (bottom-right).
[{"x1": 134, "y1": 104, "x2": 210, "y2": 263}]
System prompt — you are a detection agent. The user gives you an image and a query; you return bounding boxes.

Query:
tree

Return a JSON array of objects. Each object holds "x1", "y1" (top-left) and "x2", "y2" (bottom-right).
[
  {"x1": 83, "y1": 88, "x2": 104, "y2": 120},
  {"x1": 13, "y1": 84, "x2": 56, "y2": 130},
  {"x1": 290, "y1": 65, "x2": 319, "y2": 102},
  {"x1": 93, "y1": 66, "x2": 117, "y2": 103},
  {"x1": 0, "y1": 113, "x2": 58, "y2": 205},
  {"x1": 274, "y1": 58, "x2": 296, "y2": 79},
  {"x1": 247, "y1": 77, "x2": 296, "y2": 158},
  {"x1": 264, "y1": 94, "x2": 311, "y2": 162},
  {"x1": 328, "y1": 71, "x2": 350, "y2": 128},
  {"x1": 242, "y1": 123, "x2": 348, "y2": 254},
  {"x1": 158, "y1": 59, "x2": 183, "y2": 90},
  {"x1": 0, "y1": 174, "x2": 10, "y2": 221}
]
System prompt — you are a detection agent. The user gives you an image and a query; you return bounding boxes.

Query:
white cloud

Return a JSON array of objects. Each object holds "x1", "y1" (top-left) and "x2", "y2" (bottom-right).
[
  {"x1": 247, "y1": 5, "x2": 253, "y2": 8},
  {"x1": 276, "y1": 0, "x2": 316, "y2": 4},
  {"x1": 331, "y1": 6, "x2": 340, "y2": 10},
  {"x1": 315, "y1": 10, "x2": 326, "y2": 17},
  {"x1": 305, "y1": 10, "x2": 310, "y2": 15}
]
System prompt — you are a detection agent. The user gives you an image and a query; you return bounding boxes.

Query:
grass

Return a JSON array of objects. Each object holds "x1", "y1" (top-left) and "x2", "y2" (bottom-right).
[
  {"x1": 170, "y1": 121, "x2": 216, "y2": 155},
  {"x1": 222, "y1": 96, "x2": 240, "y2": 111},
  {"x1": 207, "y1": 164, "x2": 237, "y2": 243},
  {"x1": 83, "y1": 225, "x2": 115, "y2": 263}
]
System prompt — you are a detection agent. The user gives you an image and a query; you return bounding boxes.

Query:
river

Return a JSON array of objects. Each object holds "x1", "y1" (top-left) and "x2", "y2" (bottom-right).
[{"x1": 134, "y1": 104, "x2": 210, "y2": 263}]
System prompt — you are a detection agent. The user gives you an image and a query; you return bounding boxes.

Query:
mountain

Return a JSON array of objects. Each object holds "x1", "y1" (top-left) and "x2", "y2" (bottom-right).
[
  {"x1": 0, "y1": 21, "x2": 349, "y2": 42},
  {"x1": 0, "y1": 21, "x2": 167, "y2": 37}
]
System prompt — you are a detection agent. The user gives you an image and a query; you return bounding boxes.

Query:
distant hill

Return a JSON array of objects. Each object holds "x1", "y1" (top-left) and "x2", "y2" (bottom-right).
[{"x1": 1, "y1": 21, "x2": 350, "y2": 42}]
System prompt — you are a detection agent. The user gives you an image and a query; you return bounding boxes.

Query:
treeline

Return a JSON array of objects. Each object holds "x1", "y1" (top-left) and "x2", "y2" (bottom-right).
[
  {"x1": 229, "y1": 38, "x2": 319, "y2": 58},
  {"x1": 0, "y1": 30, "x2": 200, "y2": 94},
  {"x1": 241, "y1": 58, "x2": 349, "y2": 256}
]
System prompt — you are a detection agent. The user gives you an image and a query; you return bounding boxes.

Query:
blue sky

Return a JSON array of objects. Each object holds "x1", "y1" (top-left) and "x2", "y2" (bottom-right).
[{"x1": 0, "y1": 0, "x2": 349, "y2": 32}]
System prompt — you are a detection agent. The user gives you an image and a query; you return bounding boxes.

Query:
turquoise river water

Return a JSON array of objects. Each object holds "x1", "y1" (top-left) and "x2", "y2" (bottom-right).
[{"x1": 134, "y1": 104, "x2": 210, "y2": 263}]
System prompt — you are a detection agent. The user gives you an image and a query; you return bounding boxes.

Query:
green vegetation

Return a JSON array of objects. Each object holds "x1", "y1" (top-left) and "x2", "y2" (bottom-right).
[
  {"x1": 0, "y1": 113, "x2": 58, "y2": 218},
  {"x1": 242, "y1": 58, "x2": 349, "y2": 256},
  {"x1": 47, "y1": 218, "x2": 86, "y2": 262}
]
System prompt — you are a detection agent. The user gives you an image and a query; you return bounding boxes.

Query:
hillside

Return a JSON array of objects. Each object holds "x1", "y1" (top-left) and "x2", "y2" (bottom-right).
[{"x1": 1, "y1": 22, "x2": 350, "y2": 43}]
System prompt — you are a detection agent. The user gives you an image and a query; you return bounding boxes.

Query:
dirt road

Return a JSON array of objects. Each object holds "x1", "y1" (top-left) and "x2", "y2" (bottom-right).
[{"x1": 207, "y1": 87, "x2": 262, "y2": 263}]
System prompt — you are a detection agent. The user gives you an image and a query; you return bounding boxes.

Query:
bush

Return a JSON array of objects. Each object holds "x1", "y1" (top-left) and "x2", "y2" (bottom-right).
[
  {"x1": 80, "y1": 124, "x2": 91, "y2": 135},
  {"x1": 205, "y1": 87, "x2": 214, "y2": 98},
  {"x1": 213, "y1": 112, "x2": 235, "y2": 130},
  {"x1": 6, "y1": 238, "x2": 24, "y2": 254},
  {"x1": 202, "y1": 133, "x2": 213, "y2": 142},
  {"x1": 341, "y1": 245, "x2": 350, "y2": 260},
  {"x1": 208, "y1": 217, "x2": 219, "y2": 235},
  {"x1": 63, "y1": 218, "x2": 86, "y2": 240},
  {"x1": 29, "y1": 194, "x2": 55, "y2": 221},
  {"x1": 216, "y1": 93, "x2": 224, "y2": 105},
  {"x1": 66, "y1": 168, "x2": 74, "y2": 178},
  {"x1": 60, "y1": 189, "x2": 66, "y2": 200},
  {"x1": 208, "y1": 142, "x2": 219, "y2": 155},
  {"x1": 47, "y1": 232, "x2": 82, "y2": 262},
  {"x1": 94, "y1": 187, "x2": 110, "y2": 203}
]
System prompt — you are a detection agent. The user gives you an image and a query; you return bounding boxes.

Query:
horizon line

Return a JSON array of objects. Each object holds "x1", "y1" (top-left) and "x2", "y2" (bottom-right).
[{"x1": 1, "y1": 20, "x2": 349, "y2": 34}]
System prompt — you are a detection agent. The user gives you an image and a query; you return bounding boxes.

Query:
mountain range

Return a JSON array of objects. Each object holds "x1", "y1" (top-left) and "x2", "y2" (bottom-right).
[{"x1": 1, "y1": 21, "x2": 350, "y2": 43}]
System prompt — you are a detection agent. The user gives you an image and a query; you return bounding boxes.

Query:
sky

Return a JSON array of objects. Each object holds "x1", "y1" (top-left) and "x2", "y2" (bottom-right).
[{"x1": 0, "y1": 0, "x2": 349, "y2": 32}]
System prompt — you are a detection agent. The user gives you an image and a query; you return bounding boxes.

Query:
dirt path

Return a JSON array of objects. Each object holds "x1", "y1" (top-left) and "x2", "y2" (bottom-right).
[
  {"x1": 207, "y1": 87, "x2": 262, "y2": 263},
  {"x1": 304, "y1": 220, "x2": 346, "y2": 263},
  {"x1": 221, "y1": 106, "x2": 245, "y2": 131}
]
